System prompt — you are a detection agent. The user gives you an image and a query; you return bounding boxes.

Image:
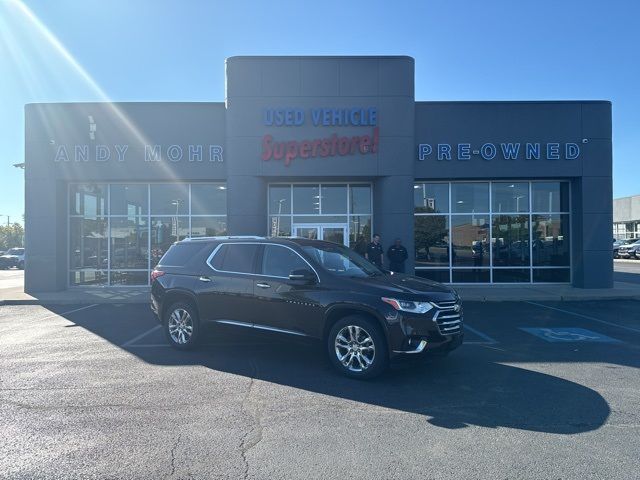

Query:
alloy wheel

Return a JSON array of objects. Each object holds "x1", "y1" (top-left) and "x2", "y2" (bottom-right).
[
  {"x1": 168, "y1": 308, "x2": 194, "y2": 345},
  {"x1": 334, "y1": 325, "x2": 376, "y2": 372}
]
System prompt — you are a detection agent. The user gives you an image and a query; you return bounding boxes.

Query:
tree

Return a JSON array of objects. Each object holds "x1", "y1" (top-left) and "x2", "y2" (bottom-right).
[{"x1": 0, "y1": 223, "x2": 24, "y2": 251}]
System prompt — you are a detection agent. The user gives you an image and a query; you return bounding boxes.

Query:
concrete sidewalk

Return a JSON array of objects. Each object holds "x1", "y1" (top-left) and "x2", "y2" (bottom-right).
[{"x1": 1, "y1": 282, "x2": 639, "y2": 305}]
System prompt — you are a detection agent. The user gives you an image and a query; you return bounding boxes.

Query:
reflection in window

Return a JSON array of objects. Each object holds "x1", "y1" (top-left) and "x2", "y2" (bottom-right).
[
  {"x1": 451, "y1": 215, "x2": 489, "y2": 267},
  {"x1": 321, "y1": 185, "x2": 347, "y2": 214},
  {"x1": 414, "y1": 183, "x2": 449, "y2": 213},
  {"x1": 532, "y1": 182, "x2": 569, "y2": 213},
  {"x1": 492, "y1": 182, "x2": 529, "y2": 213},
  {"x1": 191, "y1": 217, "x2": 227, "y2": 237},
  {"x1": 350, "y1": 216, "x2": 372, "y2": 252},
  {"x1": 350, "y1": 185, "x2": 372, "y2": 214},
  {"x1": 292, "y1": 185, "x2": 320, "y2": 214},
  {"x1": 69, "y1": 184, "x2": 108, "y2": 216},
  {"x1": 492, "y1": 215, "x2": 530, "y2": 266},
  {"x1": 69, "y1": 217, "x2": 108, "y2": 269},
  {"x1": 451, "y1": 183, "x2": 489, "y2": 213},
  {"x1": 151, "y1": 217, "x2": 189, "y2": 268},
  {"x1": 532, "y1": 214, "x2": 570, "y2": 266},
  {"x1": 191, "y1": 184, "x2": 227, "y2": 215},
  {"x1": 110, "y1": 185, "x2": 148, "y2": 215},
  {"x1": 415, "y1": 215, "x2": 449, "y2": 267},
  {"x1": 110, "y1": 217, "x2": 149, "y2": 269},
  {"x1": 269, "y1": 185, "x2": 292, "y2": 215},
  {"x1": 150, "y1": 184, "x2": 189, "y2": 215}
]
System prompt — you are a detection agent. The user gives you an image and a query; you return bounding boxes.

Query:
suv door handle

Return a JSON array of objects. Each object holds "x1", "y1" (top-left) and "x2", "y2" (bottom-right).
[
  {"x1": 199, "y1": 276, "x2": 211, "y2": 282},
  {"x1": 256, "y1": 282, "x2": 271, "y2": 289}
]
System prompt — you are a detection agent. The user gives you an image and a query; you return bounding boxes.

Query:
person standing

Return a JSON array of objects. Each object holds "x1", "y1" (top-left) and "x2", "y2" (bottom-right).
[
  {"x1": 387, "y1": 238, "x2": 408, "y2": 273},
  {"x1": 365, "y1": 233, "x2": 384, "y2": 268}
]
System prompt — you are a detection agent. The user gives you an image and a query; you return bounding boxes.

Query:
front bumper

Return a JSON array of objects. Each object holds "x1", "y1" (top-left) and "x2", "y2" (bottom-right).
[{"x1": 385, "y1": 300, "x2": 464, "y2": 358}]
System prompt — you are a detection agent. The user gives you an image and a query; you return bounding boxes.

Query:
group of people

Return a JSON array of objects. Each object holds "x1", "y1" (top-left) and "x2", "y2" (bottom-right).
[{"x1": 354, "y1": 234, "x2": 408, "y2": 273}]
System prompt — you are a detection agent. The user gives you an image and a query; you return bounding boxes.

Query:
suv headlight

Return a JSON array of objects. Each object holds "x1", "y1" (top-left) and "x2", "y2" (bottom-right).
[{"x1": 381, "y1": 297, "x2": 434, "y2": 314}]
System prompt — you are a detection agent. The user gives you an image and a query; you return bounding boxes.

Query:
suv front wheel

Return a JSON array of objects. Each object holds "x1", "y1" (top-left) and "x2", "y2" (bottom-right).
[
  {"x1": 328, "y1": 315, "x2": 388, "y2": 379},
  {"x1": 164, "y1": 302, "x2": 200, "y2": 350}
]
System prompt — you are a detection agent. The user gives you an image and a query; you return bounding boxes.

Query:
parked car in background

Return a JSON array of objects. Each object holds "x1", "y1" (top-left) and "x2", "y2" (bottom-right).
[
  {"x1": 0, "y1": 248, "x2": 25, "y2": 269},
  {"x1": 617, "y1": 240, "x2": 640, "y2": 259},
  {"x1": 613, "y1": 239, "x2": 632, "y2": 258},
  {"x1": 151, "y1": 236, "x2": 463, "y2": 379}
]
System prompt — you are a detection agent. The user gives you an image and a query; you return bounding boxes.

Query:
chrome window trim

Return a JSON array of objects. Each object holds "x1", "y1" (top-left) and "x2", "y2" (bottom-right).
[{"x1": 206, "y1": 242, "x2": 321, "y2": 283}]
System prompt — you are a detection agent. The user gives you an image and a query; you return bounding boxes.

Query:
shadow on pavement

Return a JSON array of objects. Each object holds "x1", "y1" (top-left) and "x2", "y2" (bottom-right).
[{"x1": 45, "y1": 304, "x2": 613, "y2": 436}]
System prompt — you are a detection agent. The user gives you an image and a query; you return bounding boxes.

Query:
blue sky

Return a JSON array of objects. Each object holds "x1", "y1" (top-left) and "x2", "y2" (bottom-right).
[{"x1": 1, "y1": 0, "x2": 638, "y2": 225}]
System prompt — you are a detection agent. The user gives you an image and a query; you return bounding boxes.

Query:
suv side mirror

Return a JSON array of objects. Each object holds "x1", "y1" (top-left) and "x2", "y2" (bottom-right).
[{"x1": 289, "y1": 268, "x2": 316, "y2": 284}]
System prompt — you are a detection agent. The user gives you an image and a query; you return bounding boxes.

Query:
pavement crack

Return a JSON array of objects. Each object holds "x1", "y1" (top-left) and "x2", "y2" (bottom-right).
[
  {"x1": 239, "y1": 362, "x2": 264, "y2": 480},
  {"x1": 168, "y1": 433, "x2": 182, "y2": 478}
]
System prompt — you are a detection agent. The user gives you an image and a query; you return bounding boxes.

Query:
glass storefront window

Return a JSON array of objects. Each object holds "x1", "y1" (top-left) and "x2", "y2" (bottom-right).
[
  {"x1": 150, "y1": 217, "x2": 189, "y2": 267},
  {"x1": 292, "y1": 185, "x2": 320, "y2": 214},
  {"x1": 70, "y1": 270, "x2": 107, "y2": 286},
  {"x1": 452, "y1": 269, "x2": 490, "y2": 283},
  {"x1": 532, "y1": 214, "x2": 570, "y2": 266},
  {"x1": 150, "y1": 184, "x2": 190, "y2": 215},
  {"x1": 415, "y1": 269, "x2": 450, "y2": 283},
  {"x1": 451, "y1": 182, "x2": 489, "y2": 214},
  {"x1": 269, "y1": 185, "x2": 292, "y2": 215},
  {"x1": 321, "y1": 185, "x2": 347, "y2": 214},
  {"x1": 414, "y1": 183, "x2": 449, "y2": 213},
  {"x1": 69, "y1": 184, "x2": 108, "y2": 216},
  {"x1": 191, "y1": 184, "x2": 227, "y2": 215},
  {"x1": 491, "y1": 215, "x2": 530, "y2": 266},
  {"x1": 69, "y1": 183, "x2": 227, "y2": 285},
  {"x1": 269, "y1": 216, "x2": 292, "y2": 237},
  {"x1": 110, "y1": 217, "x2": 149, "y2": 269},
  {"x1": 110, "y1": 184, "x2": 148, "y2": 216},
  {"x1": 533, "y1": 268, "x2": 570, "y2": 283},
  {"x1": 350, "y1": 216, "x2": 372, "y2": 251},
  {"x1": 415, "y1": 215, "x2": 449, "y2": 267},
  {"x1": 110, "y1": 271, "x2": 149, "y2": 286},
  {"x1": 415, "y1": 181, "x2": 571, "y2": 284},
  {"x1": 451, "y1": 215, "x2": 490, "y2": 267},
  {"x1": 350, "y1": 185, "x2": 372, "y2": 214},
  {"x1": 492, "y1": 182, "x2": 529, "y2": 213},
  {"x1": 69, "y1": 217, "x2": 108, "y2": 269},
  {"x1": 191, "y1": 217, "x2": 227, "y2": 237},
  {"x1": 493, "y1": 269, "x2": 530, "y2": 283},
  {"x1": 532, "y1": 182, "x2": 570, "y2": 213}
]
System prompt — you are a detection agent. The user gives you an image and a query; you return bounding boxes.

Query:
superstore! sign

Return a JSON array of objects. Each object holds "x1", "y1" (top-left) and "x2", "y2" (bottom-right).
[{"x1": 261, "y1": 107, "x2": 378, "y2": 166}]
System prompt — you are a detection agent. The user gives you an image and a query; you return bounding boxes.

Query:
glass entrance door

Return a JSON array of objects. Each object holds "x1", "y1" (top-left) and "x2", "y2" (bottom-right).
[{"x1": 293, "y1": 224, "x2": 348, "y2": 246}]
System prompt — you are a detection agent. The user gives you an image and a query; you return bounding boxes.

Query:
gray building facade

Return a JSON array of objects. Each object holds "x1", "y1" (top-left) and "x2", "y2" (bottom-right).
[
  {"x1": 613, "y1": 194, "x2": 640, "y2": 240},
  {"x1": 24, "y1": 56, "x2": 613, "y2": 292}
]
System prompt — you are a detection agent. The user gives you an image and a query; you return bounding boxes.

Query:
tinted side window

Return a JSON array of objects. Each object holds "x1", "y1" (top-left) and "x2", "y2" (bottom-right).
[
  {"x1": 159, "y1": 243, "x2": 206, "y2": 266},
  {"x1": 261, "y1": 245, "x2": 308, "y2": 277},
  {"x1": 211, "y1": 244, "x2": 259, "y2": 274}
]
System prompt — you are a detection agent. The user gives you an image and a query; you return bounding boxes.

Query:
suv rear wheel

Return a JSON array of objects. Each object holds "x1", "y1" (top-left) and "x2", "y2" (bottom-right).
[
  {"x1": 327, "y1": 315, "x2": 388, "y2": 379},
  {"x1": 164, "y1": 302, "x2": 200, "y2": 350}
]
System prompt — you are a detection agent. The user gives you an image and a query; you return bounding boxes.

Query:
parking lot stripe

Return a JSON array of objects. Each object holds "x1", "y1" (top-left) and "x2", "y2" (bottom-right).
[
  {"x1": 40, "y1": 304, "x2": 98, "y2": 321},
  {"x1": 121, "y1": 325, "x2": 162, "y2": 347},
  {"x1": 526, "y1": 301, "x2": 640, "y2": 334},
  {"x1": 463, "y1": 324, "x2": 499, "y2": 344}
]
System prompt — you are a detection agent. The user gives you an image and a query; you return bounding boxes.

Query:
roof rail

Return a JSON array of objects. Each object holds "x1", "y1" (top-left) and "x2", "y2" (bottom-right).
[{"x1": 182, "y1": 235, "x2": 266, "y2": 242}]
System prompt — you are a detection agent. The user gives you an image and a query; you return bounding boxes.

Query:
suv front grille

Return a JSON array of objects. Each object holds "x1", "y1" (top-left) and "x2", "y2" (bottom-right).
[{"x1": 432, "y1": 300, "x2": 462, "y2": 335}]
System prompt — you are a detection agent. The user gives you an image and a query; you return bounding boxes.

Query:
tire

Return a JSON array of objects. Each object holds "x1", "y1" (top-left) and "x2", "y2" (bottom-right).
[
  {"x1": 163, "y1": 301, "x2": 200, "y2": 350},
  {"x1": 327, "y1": 315, "x2": 388, "y2": 379},
  {"x1": 18, "y1": 261, "x2": 24, "y2": 270}
]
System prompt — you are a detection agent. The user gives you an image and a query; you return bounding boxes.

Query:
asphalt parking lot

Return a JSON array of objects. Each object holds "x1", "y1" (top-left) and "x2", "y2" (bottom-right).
[{"x1": 2, "y1": 299, "x2": 640, "y2": 479}]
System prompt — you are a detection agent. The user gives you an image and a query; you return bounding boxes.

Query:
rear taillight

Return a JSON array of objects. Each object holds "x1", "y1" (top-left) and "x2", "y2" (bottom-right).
[{"x1": 150, "y1": 270, "x2": 165, "y2": 283}]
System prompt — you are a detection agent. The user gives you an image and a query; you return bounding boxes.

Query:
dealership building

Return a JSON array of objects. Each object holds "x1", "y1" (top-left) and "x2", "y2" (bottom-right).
[
  {"x1": 613, "y1": 194, "x2": 640, "y2": 240},
  {"x1": 24, "y1": 56, "x2": 613, "y2": 292}
]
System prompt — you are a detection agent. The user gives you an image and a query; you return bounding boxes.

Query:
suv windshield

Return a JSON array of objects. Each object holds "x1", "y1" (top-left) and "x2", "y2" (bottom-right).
[
  {"x1": 7, "y1": 248, "x2": 24, "y2": 255},
  {"x1": 302, "y1": 243, "x2": 383, "y2": 278}
]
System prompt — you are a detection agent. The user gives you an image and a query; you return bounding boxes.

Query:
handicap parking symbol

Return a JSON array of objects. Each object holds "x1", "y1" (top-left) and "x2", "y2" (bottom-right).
[{"x1": 520, "y1": 327, "x2": 622, "y2": 343}]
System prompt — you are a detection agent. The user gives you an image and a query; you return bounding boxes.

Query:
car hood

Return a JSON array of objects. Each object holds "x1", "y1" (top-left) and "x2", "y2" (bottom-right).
[{"x1": 347, "y1": 273, "x2": 457, "y2": 299}]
